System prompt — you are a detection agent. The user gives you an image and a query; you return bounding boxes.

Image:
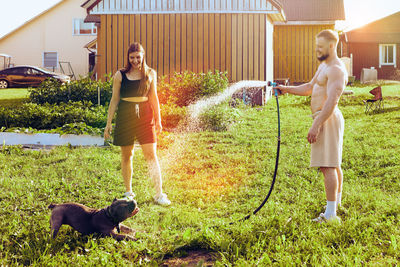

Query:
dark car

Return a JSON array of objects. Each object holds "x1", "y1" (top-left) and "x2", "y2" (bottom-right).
[{"x1": 0, "y1": 65, "x2": 70, "y2": 89}]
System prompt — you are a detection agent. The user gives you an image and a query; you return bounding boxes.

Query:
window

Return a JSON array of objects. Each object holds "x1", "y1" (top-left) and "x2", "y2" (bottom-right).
[
  {"x1": 20, "y1": 68, "x2": 30, "y2": 75},
  {"x1": 379, "y1": 44, "x2": 396, "y2": 67},
  {"x1": 8, "y1": 68, "x2": 23, "y2": 74},
  {"x1": 73, "y1": 18, "x2": 97, "y2": 35},
  {"x1": 43, "y1": 52, "x2": 58, "y2": 70},
  {"x1": 27, "y1": 68, "x2": 42, "y2": 75}
]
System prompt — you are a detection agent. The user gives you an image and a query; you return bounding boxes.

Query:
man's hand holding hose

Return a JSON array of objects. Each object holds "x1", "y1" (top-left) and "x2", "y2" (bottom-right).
[{"x1": 273, "y1": 85, "x2": 288, "y2": 96}]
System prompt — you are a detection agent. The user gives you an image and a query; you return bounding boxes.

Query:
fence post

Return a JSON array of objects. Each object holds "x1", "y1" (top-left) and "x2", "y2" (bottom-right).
[{"x1": 97, "y1": 86, "x2": 100, "y2": 105}]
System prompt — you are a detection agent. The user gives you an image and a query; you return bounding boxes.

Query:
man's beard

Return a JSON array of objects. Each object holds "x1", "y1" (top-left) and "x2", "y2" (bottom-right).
[{"x1": 317, "y1": 53, "x2": 329, "y2": 61}]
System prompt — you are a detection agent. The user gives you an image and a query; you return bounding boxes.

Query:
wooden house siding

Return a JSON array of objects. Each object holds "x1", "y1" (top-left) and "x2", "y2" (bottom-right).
[
  {"x1": 340, "y1": 12, "x2": 400, "y2": 81},
  {"x1": 273, "y1": 24, "x2": 334, "y2": 83},
  {"x1": 346, "y1": 42, "x2": 400, "y2": 80},
  {"x1": 97, "y1": 13, "x2": 269, "y2": 81}
]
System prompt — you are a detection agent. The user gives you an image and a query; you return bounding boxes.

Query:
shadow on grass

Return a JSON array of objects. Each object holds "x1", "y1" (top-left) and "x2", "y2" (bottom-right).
[
  {"x1": 382, "y1": 106, "x2": 400, "y2": 114},
  {"x1": 161, "y1": 244, "x2": 217, "y2": 267},
  {"x1": 0, "y1": 98, "x2": 28, "y2": 107},
  {"x1": 360, "y1": 106, "x2": 400, "y2": 116}
]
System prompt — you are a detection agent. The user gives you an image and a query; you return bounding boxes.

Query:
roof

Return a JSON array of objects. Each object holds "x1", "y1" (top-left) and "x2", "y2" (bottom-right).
[
  {"x1": 84, "y1": 38, "x2": 97, "y2": 49},
  {"x1": 0, "y1": 0, "x2": 66, "y2": 42},
  {"x1": 84, "y1": 14, "x2": 100, "y2": 23},
  {"x1": 81, "y1": 0, "x2": 99, "y2": 12},
  {"x1": 344, "y1": 11, "x2": 400, "y2": 43},
  {"x1": 276, "y1": 0, "x2": 345, "y2": 21},
  {"x1": 82, "y1": 0, "x2": 286, "y2": 21}
]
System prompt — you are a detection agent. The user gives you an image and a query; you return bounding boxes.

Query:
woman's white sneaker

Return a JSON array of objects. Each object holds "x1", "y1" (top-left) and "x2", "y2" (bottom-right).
[
  {"x1": 123, "y1": 192, "x2": 136, "y2": 199},
  {"x1": 154, "y1": 193, "x2": 171, "y2": 206}
]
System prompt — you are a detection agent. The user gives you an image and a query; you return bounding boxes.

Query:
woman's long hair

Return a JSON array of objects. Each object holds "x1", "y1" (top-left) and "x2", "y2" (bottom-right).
[{"x1": 122, "y1": 42, "x2": 152, "y2": 96}]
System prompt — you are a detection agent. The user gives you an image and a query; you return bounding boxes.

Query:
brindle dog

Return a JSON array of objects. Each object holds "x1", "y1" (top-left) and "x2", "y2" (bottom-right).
[{"x1": 48, "y1": 198, "x2": 139, "y2": 241}]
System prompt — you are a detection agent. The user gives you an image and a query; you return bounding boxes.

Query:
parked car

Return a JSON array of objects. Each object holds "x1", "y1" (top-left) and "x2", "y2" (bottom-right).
[{"x1": 0, "y1": 65, "x2": 70, "y2": 89}]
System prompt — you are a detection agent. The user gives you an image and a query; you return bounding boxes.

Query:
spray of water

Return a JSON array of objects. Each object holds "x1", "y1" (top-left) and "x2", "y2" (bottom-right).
[
  {"x1": 159, "y1": 80, "x2": 273, "y2": 184},
  {"x1": 188, "y1": 80, "x2": 271, "y2": 120},
  {"x1": 174, "y1": 80, "x2": 272, "y2": 132}
]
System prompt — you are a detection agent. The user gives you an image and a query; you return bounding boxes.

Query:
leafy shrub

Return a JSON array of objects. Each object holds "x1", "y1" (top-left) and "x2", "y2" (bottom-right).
[
  {"x1": 2, "y1": 123, "x2": 103, "y2": 136},
  {"x1": 198, "y1": 70, "x2": 229, "y2": 97},
  {"x1": 56, "y1": 122, "x2": 103, "y2": 135},
  {"x1": 158, "y1": 71, "x2": 201, "y2": 107},
  {"x1": 0, "y1": 102, "x2": 106, "y2": 130},
  {"x1": 160, "y1": 104, "x2": 187, "y2": 130},
  {"x1": 158, "y1": 70, "x2": 229, "y2": 107},
  {"x1": 28, "y1": 76, "x2": 113, "y2": 105},
  {"x1": 198, "y1": 102, "x2": 242, "y2": 131}
]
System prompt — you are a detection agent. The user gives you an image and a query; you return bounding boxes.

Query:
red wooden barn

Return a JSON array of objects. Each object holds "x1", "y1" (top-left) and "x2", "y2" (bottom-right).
[{"x1": 340, "y1": 11, "x2": 400, "y2": 81}]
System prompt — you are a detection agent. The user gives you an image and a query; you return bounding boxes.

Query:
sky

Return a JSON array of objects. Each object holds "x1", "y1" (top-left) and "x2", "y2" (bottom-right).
[{"x1": 0, "y1": 0, "x2": 400, "y2": 39}]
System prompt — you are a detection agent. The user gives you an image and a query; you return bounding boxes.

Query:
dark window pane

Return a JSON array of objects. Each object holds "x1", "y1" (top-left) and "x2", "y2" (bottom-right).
[
  {"x1": 44, "y1": 52, "x2": 58, "y2": 68},
  {"x1": 10, "y1": 68, "x2": 24, "y2": 74},
  {"x1": 384, "y1": 46, "x2": 387, "y2": 63},
  {"x1": 388, "y1": 46, "x2": 393, "y2": 63}
]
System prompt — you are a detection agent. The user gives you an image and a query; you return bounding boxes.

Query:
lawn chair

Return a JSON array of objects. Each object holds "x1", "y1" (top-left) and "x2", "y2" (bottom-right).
[{"x1": 363, "y1": 86, "x2": 384, "y2": 114}]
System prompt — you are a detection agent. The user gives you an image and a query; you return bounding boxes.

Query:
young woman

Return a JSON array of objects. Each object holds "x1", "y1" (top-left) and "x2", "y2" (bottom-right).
[{"x1": 104, "y1": 42, "x2": 170, "y2": 205}]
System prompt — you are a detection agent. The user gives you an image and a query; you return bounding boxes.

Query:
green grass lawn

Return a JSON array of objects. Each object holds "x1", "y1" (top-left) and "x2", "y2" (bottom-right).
[
  {"x1": 0, "y1": 88, "x2": 29, "y2": 107},
  {"x1": 347, "y1": 81, "x2": 399, "y2": 97},
  {"x1": 0, "y1": 88, "x2": 29, "y2": 99},
  {"x1": 0, "y1": 89, "x2": 399, "y2": 265}
]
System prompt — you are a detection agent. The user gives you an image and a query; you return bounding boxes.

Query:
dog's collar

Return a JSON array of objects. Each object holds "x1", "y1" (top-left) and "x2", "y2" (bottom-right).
[{"x1": 105, "y1": 207, "x2": 121, "y2": 233}]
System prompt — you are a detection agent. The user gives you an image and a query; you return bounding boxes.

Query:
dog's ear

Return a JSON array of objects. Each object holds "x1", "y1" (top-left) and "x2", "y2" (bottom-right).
[{"x1": 113, "y1": 198, "x2": 117, "y2": 203}]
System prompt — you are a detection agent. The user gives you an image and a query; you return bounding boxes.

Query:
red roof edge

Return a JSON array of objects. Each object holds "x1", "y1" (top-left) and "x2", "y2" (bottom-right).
[{"x1": 81, "y1": 0, "x2": 101, "y2": 13}]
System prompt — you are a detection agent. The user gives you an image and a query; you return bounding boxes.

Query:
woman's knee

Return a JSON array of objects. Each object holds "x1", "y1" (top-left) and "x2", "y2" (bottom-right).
[
  {"x1": 121, "y1": 146, "x2": 134, "y2": 161},
  {"x1": 143, "y1": 151, "x2": 157, "y2": 162},
  {"x1": 141, "y1": 143, "x2": 157, "y2": 161}
]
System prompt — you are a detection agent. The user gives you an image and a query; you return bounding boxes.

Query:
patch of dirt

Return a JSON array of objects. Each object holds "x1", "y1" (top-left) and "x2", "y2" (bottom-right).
[{"x1": 161, "y1": 249, "x2": 216, "y2": 267}]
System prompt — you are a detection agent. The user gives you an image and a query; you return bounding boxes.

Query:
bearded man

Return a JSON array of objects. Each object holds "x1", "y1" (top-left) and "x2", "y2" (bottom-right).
[{"x1": 276, "y1": 29, "x2": 348, "y2": 222}]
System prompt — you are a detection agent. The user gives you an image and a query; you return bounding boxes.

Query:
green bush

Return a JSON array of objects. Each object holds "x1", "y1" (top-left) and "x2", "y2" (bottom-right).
[
  {"x1": 198, "y1": 102, "x2": 242, "y2": 131},
  {"x1": 158, "y1": 71, "x2": 201, "y2": 107},
  {"x1": 198, "y1": 70, "x2": 229, "y2": 97},
  {"x1": 1, "y1": 123, "x2": 103, "y2": 136},
  {"x1": 28, "y1": 76, "x2": 113, "y2": 105},
  {"x1": 0, "y1": 102, "x2": 106, "y2": 130},
  {"x1": 160, "y1": 103, "x2": 187, "y2": 130},
  {"x1": 158, "y1": 70, "x2": 229, "y2": 107}
]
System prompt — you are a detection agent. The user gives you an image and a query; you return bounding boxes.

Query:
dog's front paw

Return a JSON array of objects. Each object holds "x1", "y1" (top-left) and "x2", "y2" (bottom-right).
[
  {"x1": 124, "y1": 234, "x2": 137, "y2": 241},
  {"x1": 111, "y1": 231, "x2": 137, "y2": 241}
]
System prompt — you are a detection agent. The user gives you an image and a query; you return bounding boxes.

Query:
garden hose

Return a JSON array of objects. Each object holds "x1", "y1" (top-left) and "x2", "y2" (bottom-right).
[{"x1": 231, "y1": 81, "x2": 281, "y2": 224}]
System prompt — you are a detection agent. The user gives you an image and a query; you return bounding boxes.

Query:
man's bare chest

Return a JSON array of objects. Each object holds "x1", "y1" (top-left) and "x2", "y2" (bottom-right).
[{"x1": 316, "y1": 67, "x2": 328, "y2": 87}]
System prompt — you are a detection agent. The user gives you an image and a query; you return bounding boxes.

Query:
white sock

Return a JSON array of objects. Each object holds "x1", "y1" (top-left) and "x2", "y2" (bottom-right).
[
  {"x1": 124, "y1": 191, "x2": 135, "y2": 198},
  {"x1": 324, "y1": 201, "x2": 337, "y2": 219},
  {"x1": 337, "y1": 192, "x2": 342, "y2": 208}
]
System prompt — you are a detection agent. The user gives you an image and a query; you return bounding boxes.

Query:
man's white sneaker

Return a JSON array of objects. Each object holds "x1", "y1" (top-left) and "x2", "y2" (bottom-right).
[
  {"x1": 324, "y1": 203, "x2": 342, "y2": 210},
  {"x1": 312, "y1": 213, "x2": 341, "y2": 224},
  {"x1": 154, "y1": 193, "x2": 171, "y2": 206}
]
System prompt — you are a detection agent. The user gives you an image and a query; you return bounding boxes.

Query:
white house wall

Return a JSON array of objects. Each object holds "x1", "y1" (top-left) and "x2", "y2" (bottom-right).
[
  {"x1": 266, "y1": 16, "x2": 274, "y2": 83},
  {"x1": 0, "y1": 0, "x2": 95, "y2": 78}
]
